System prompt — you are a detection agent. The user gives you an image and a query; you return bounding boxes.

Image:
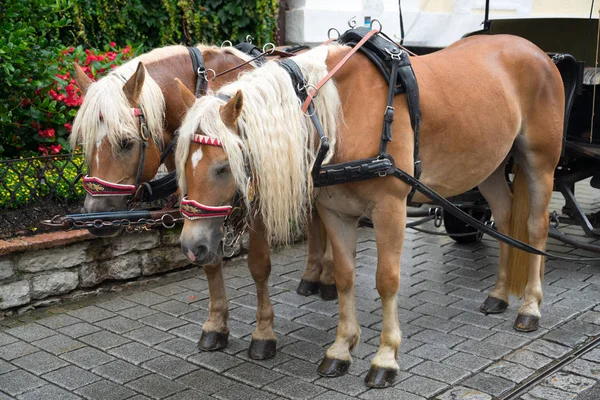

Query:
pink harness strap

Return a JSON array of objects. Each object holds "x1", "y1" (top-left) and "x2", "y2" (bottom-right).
[
  {"x1": 180, "y1": 197, "x2": 232, "y2": 220},
  {"x1": 82, "y1": 175, "x2": 137, "y2": 196}
]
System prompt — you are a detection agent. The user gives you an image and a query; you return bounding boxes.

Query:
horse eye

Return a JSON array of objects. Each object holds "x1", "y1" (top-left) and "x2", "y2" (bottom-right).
[
  {"x1": 120, "y1": 139, "x2": 134, "y2": 151},
  {"x1": 216, "y1": 164, "x2": 230, "y2": 176}
]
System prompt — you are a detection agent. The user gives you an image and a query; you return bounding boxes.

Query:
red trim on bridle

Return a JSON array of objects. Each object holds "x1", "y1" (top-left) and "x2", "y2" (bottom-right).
[
  {"x1": 82, "y1": 175, "x2": 137, "y2": 196},
  {"x1": 191, "y1": 134, "x2": 223, "y2": 147},
  {"x1": 180, "y1": 197, "x2": 232, "y2": 220}
]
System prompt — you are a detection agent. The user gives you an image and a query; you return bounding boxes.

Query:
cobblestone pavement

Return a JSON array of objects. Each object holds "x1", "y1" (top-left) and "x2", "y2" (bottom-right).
[{"x1": 0, "y1": 185, "x2": 599, "y2": 399}]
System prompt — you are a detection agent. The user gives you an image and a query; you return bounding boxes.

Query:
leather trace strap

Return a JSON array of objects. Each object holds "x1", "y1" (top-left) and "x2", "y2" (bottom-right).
[
  {"x1": 187, "y1": 47, "x2": 207, "y2": 97},
  {"x1": 180, "y1": 197, "x2": 232, "y2": 220},
  {"x1": 301, "y1": 28, "x2": 379, "y2": 113}
]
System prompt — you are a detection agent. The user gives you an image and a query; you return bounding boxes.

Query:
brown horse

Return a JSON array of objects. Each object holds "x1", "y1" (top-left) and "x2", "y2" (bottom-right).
[
  {"x1": 175, "y1": 34, "x2": 564, "y2": 387},
  {"x1": 70, "y1": 44, "x2": 334, "y2": 360}
]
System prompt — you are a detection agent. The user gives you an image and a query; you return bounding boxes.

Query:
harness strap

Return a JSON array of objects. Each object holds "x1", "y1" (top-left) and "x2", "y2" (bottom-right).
[
  {"x1": 301, "y1": 28, "x2": 380, "y2": 113},
  {"x1": 187, "y1": 47, "x2": 207, "y2": 97}
]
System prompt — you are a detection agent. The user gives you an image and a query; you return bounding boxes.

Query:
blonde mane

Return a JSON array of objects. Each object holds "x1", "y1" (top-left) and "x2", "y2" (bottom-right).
[{"x1": 177, "y1": 45, "x2": 341, "y2": 245}]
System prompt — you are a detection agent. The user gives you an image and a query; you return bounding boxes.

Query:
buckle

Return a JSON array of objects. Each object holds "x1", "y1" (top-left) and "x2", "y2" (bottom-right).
[{"x1": 384, "y1": 106, "x2": 394, "y2": 122}]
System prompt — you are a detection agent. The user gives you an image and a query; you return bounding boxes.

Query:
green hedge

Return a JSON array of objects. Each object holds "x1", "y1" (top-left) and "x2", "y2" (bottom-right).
[{"x1": 0, "y1": 0, "x2": 279, "y2": 157}]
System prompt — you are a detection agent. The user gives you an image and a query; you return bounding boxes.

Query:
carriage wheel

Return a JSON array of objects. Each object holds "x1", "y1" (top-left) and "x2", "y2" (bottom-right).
[{"x1": 443, "y1": 207, "x2": 491, "y2": 243}]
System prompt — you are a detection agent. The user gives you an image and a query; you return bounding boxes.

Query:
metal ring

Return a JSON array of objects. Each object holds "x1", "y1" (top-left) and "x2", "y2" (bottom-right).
[
  {"x1": 327, "y1": 28, "x2": 340, "y2": 40},
  {"x1": 161, "y1": 214, "x2": 176, "y2": 229},
  {"x1": 348, "y1": 16, "x2": 357, "y2": 28},
  {"x1": 262, "y1": 42, "x2": 275, "y2": 55},
  {"x1": 206, "y1": 68, "x2": 216, "y2": 81},
  {"x1": 93, "y1": 219, "x2": 104, "y2": 228},
  {"x1": 370, "y1": 18, "x2": 382, "y2": 31},
  {"x1": 220, "y1": 40, "x2": 233, "y2": 48},
  {"x1": 139, "y1": 123, "x2": 150, "y2": 141},
  {"x1": 305, "y1": 84, "x2": 318, "y2": 99},
  {"x1": 245, "y1": 35, "x2": 254, "y2": 44}
]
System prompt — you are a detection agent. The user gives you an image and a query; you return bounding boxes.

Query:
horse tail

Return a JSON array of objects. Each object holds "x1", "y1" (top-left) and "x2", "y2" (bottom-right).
[{"x1": 506, "y1": 166, "x2": 535, "y2": 297}]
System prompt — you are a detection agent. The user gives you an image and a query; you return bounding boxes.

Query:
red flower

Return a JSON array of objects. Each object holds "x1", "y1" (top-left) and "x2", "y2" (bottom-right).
[
  {"x1": 110, "y1": 41, "x2": 116, "y2": 47},
  {"x1": 38, "y1": 145, "x2": 48, "y2": 155},
  {"x1": 64, "y1": 123, "x2": 72, "y2": 130},
  {"x1": 122, "y1": 45, "x2": 131, "y2": 54},
  {"x1": 69, "y1": 46, "x2": 74, "y2": 53},
  {"x1": 38, "y1": 128, "x2": 55, "y2": 139},
  {"x1": 50, "y1": 144, "x2": 62, "y2": 154}
]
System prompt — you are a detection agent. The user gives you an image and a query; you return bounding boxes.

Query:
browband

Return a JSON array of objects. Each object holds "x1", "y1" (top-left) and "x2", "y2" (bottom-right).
[
  {"x1": 191, "y1": 135, "x2": 223, "y2": 147},
  {"x1": 82, "y1": 176, "x2": 137, "y2": 196},
  {"x1": 180, "y1": 197, "x2": 232, "y2": 219}
]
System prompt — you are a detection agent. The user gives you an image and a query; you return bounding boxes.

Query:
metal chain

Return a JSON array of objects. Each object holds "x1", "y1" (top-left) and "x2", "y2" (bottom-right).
[{"x1": 44, "y1": 214, "x2": 184, "y2": 233}]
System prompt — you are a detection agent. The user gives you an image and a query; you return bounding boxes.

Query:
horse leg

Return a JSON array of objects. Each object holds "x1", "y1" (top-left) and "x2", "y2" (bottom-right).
[
  {"x1": 365, "y1": 200, "x2": 406, "y2": 388},
  {"x1": 199, "y1": 261, "x2": 230, "y2": 351},
  {"x1": 319, "y1": 236, "x2": 337, "y2": 300},
  {"x1": 316, "y1": 205, "x2": 360, "y2": 377},
  {"x1": 247, "y1": 216, "x2": 277, "y2": 359},
  {"x1": 477, "y1": 165, "x2": 512, "y2": 314},
  {"x1": 297, "y1": 210, "x2": 325, "y2": 296}
]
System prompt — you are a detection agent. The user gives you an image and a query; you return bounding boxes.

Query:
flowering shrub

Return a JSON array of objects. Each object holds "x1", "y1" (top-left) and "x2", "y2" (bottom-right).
[{"x1": 0, "y1": 156, "x2": 87, "y2": 209}]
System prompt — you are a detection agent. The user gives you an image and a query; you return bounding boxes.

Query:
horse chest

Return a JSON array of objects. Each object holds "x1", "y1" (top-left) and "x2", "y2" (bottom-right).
[{"x1": 315, "y1": 186, "x2": 370, "y2": 216}]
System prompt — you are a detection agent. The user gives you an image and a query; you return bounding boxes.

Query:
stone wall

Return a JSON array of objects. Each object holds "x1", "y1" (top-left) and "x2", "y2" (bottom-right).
[{"x1": 0, "y1": 229, "x2": 191, "y2": 313}]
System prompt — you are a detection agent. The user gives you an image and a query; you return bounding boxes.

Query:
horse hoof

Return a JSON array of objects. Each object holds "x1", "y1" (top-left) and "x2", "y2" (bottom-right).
[
  {"x1": 514, "y1": 314, "x2": 540, "y2": 332},
  {"x1": 248, "y1": 339, "x2": 277, "y2": 360},
  {"x1": 364, "y1": 367, "x2": 397, "y2": 388},
  {"x1": 297, "y1": 280, "x2": 319, "y2": 296},
  {"x1": 317, "y1": 357, "x2": 351, "y2": 377},
  {"x1": 319, "y1": 283, "x2": 338, "y2": 301},
  {"x1": 479, "y1": 296, "x2": 508, "y2": 315},
  {"x1": 198, "y1": 331, "x2": 229, "y2": 351}
]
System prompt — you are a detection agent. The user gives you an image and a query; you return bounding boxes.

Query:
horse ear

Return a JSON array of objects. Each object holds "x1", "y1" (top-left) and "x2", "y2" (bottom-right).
[
  {"x1": 175, "y1": 78, "x2": 196, "y2": 109},
  {"x1": 73, "y1": 63, "x2": 93, "y2": 93},
  {"x1": 220, "y1": 90, "x2": 243, "y2": 128},
  {"x1": 123, "y1": 62, "x2": 146, "y2": 106}
]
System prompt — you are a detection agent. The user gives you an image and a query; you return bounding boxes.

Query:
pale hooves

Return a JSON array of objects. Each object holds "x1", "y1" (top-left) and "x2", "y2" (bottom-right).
[
  {"x1": 248, "y1": 339, "x2": 277, "y2": 360},
  {"x1": 514, "y1": 314, "x2": 540, "y2": 332},
  {"x1": 365, "y1": 367, "x2": 397, "y2": 388},
  {"x1": 317, "y1": 357, "x2": 351, "y2": 377},
  {"x1": 198, "y1": 330, "x2": 229, "y2": 351},
  {"x1": 319, "y1": 283, "x2": 338, "y2": 301},
  {"x1": 479, "y1": 296, "x2": 509, "y2": 315},
  {"x1": 296, "y1": 279, "x2": 320, "y2": 296}
]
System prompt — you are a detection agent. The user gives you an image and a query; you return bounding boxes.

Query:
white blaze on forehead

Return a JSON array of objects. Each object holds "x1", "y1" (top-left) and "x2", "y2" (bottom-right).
[
  {"x1": 95, "y1": 123, "x2": 109, "y2": 169},
  {"x1": 191, "y1": 148, "x2": 203, "y2": 176}
]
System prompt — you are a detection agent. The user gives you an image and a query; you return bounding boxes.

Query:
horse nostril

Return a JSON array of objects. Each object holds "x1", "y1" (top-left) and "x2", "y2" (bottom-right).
[{"x1": 197, "y1": 245, "x2": 209, "y2": 259}]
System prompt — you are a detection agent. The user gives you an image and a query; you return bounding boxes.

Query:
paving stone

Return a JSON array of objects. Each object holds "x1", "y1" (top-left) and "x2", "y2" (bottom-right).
[
  {"x1": 484, "y1": 360, "x2": 534, "y2": 383},
  {"x1": 126, "y1": 373, "x2": 187, "y2": 399},
  {"x1": 280, "y1": 340, "x2": 325, "y2": 363},
  {"x1": 455, "y1": 340, "x2": 512, "y2": 360},
  {"x1": 290, "y1": 326, "x2": 336, "y2": 346},
  {"x1": 67, "y1": 306, "x2": 116, "y2": 323},
  {"x1": 12, "y1": 351, "x2": 68, "y2": 375},
  {"x1": 224, "y1": 362, "x2": 284, "y2": 388},
  {"x1": 93, "y1": 360, "x2": 149, "y2": 384},
  {"x1": 407, "y1": 342, "x2": 456, "y2": 361},
  {"x1": 213, "y1": 382, "x2": 276, "y2": 400},
  {"x1": 165, "y1": 390, "x2": 214, "y2": 400},
  {"x1": 43, "y1": 365, "x2": 101, "y2": 390},
  {"x1": 410, "y1": 360, "x2": 470, "y2": 384},
  {"x1": 33, "y1": 334, "x2": 88, "y2": 358},
  {"x1": 117, "y1": 305, "x2": 159, "y2": 320},
  {"x1": 179, "y1": 310, "x2": 209, "y2": 325},
  {"x1": 152, "y1": 300, "x2": 199, "y2": 317},
  {"x1": 524, "y1": 339, "x2": 571, "y2": 359},
  {"x1": 0, "y1": 341, "x2": 37, "y2": 360},
  {"x1": 0, "y1": 358, "x2": 16, "y2": 374},
  {"x1": 505, "y1": 349, "x2": 553, "y2": 370},
  {"x1": 583, "y1": 348, "x2": 600, "y2": 363},
  {"x1": 142, "y1": 354, "x2": 197, "y2": 379},
  {"x1": 521, "y1": 386, "x2": 576, "y2": 400},
  {"x1": 18, "y1": 384, "x2": 81, "y2": 400},
  {"x1": 359, "y1": 387, "x2": 425, "y2": 400},
  {"x1": 300, "y1": 300, "x2": 340, "y2": 317},
  {"x1": 176, "y1": 369, "x2": 233, "y2": 395},
  {"x1": 411, "y1": 316, "x2": 463, "y2": 333},
  {"x1": 0, "y1": 370, "x2": 45, "y2": 395},
  {"x1": 95, "y1": 316, "x2": 143, "y2": 334},
  {"x1": 263, "y1": 376, "x2": 327, "y2": 399},
  {"x1": 75, "y1": 379, "x2": 137, "y2": 400},
  {"x1": 442, "y1": 351, "x2": 492, "y2": 373},
  {"x1": 139, "y1": 312, "x2": 187, "y2": 331},
  {"x1": 107, "y1": 342, "x2": 162, "y2": 365},
  {"x1": 436, "y1": 386, "x2": 492, "y2": 400},
  {"x1": 169, "y1": 324, "x2": 202, "y2": 342},
  {"x1": 462, "y1": 372, "x2": 515, "y2": 397},
  {"x1": 271, "y1": 292, "x2": 314, "y2": 307},
  {"x1": 313, "y1": 391, "x2": 358, "y2": 400},
  {"x1": 412, "y1": 303, "x2": 463, "y2": 320},
  {"x1": 187, "y1": 350, "x2": 244, "y2": 373},
  {"x1": 410, "y1": 329, "x2": 465, "y2": 348},
  {"x1": 123, "y1": 326, "x2": 175, "y2": 346},
  {"x1": 315, "y1": 374, "x2": 369, "y2": 397},
  {"x1": 37, "y1": 314, "x2": 81, "y2": 329},
  {"x1": 273, "y1": 357, "x2": 321, "y2": 382},
  {"x1": 450, "y1": 324, "x2": 495, "y2": 341},
  {"x1": 155, "y1": 338, "x2": 198, "y2": 358},
  {"x1": 398, "y1": 353, "x2": 424, "y2": 371},
  {"x1": 273, "y1": 317, "x2": 305, "y2": 335},
  {"x1": 452, "y1": 311, "x2": 504, "y2": 329},
  {"x1": 97, "y1": 298, "x2": 138, "y2": 312},
  {"x1": 58, "y1": 322, "x2": 101, "y2": 338},
  {"x1": 542, "y1": 371, "x2": 596, "y2": 394},
  {"x1": 60, "y1": 346, "x2": 116, "y2": 370},
  {"x1": 483, "y1": 332, "x2": 530, "y2": 350},
  {"x1": 394, "y1": 375, "x2": 448, "y2": 397},
  {"x1": 79, "y1": 331, "x2": 130, "y2": 351},
  {"x1": 563, "y1": 359, "x2": 600, "y2": 379},
  {"x1": 6, "y1": 323, "x2": 57, "y2": 342},
  {"x1": 0, "y1": 332, "x2": 17, "y2": 346}
]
